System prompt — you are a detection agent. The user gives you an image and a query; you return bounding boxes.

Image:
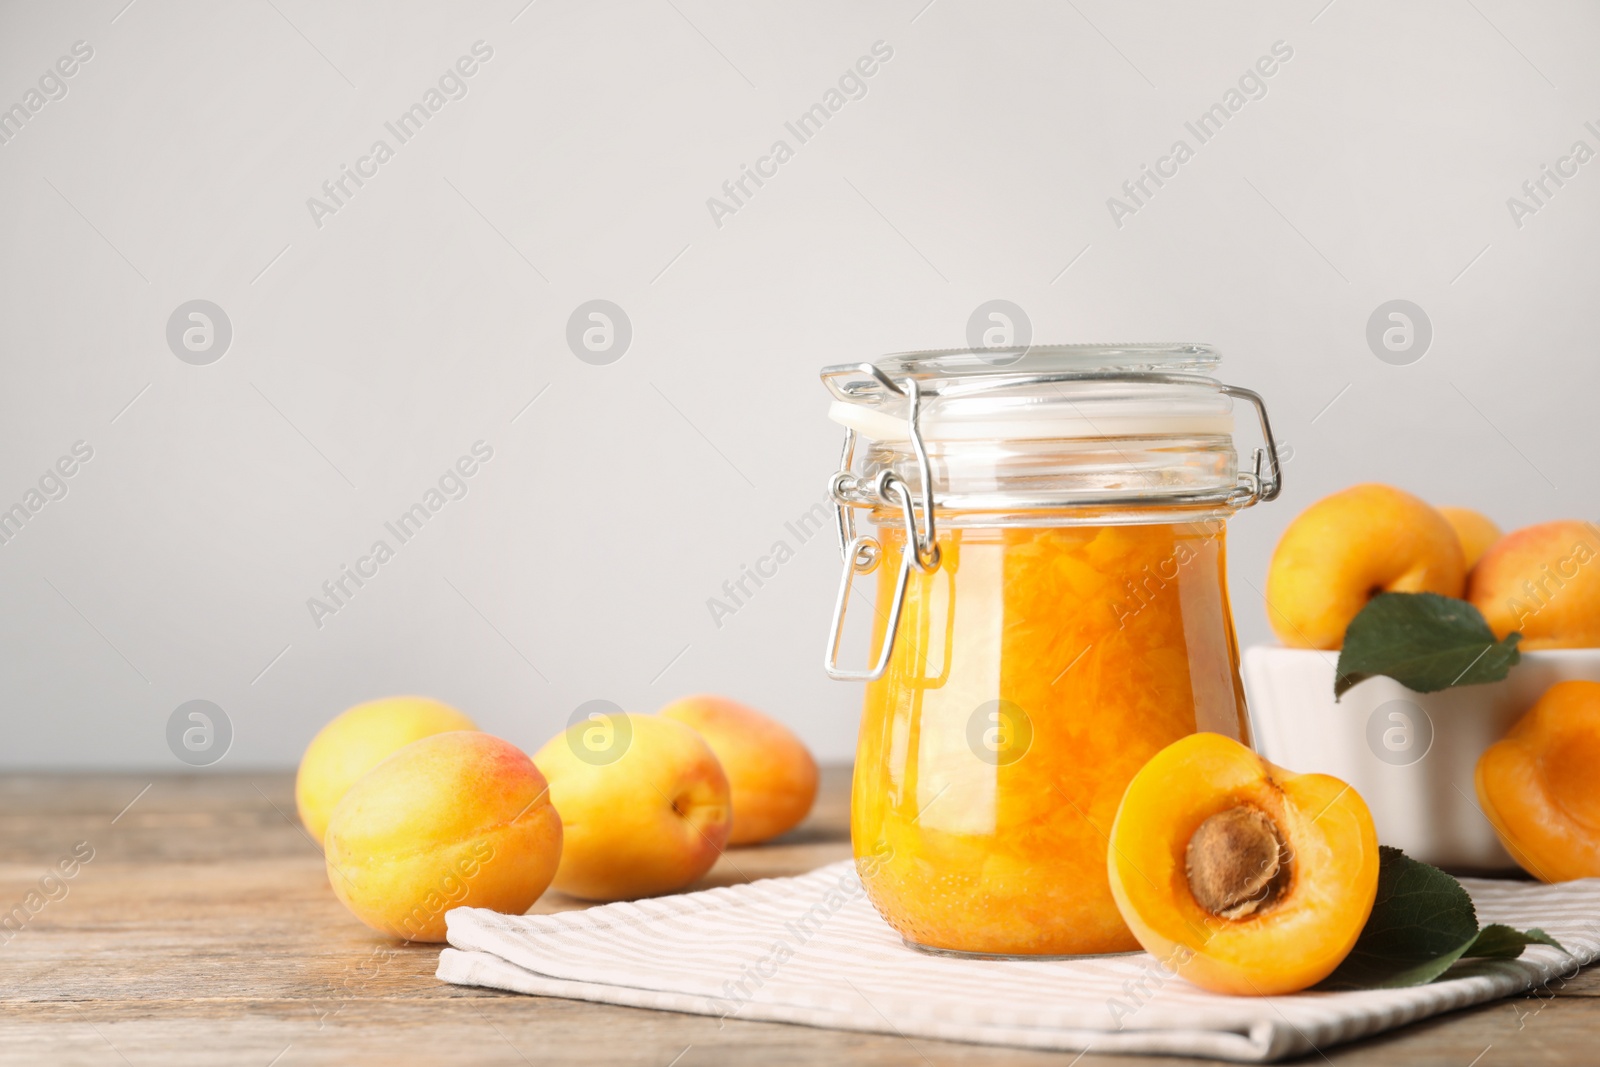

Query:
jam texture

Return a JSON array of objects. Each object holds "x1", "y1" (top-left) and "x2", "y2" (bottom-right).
[{"x1": 852, "y1": 520, "x2": 1249, "y2": 956}]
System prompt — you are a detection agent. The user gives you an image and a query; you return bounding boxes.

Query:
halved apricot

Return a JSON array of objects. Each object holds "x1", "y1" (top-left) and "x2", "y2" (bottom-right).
[
  {"x1": 1477, "y1": 680, "x2": 1600, "y2": 882},
  {"x1": 1107, "y1": 733, "x2": 1380, "y2": 995}
]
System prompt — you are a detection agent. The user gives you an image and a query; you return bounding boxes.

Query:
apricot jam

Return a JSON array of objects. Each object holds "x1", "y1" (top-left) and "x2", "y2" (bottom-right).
[
  {"x1": 851, "y1": 520, "x2": 1250, "y2": 956},
  {"x1": 821, "y1": 345, "x2": 1279, "y2": 957}
]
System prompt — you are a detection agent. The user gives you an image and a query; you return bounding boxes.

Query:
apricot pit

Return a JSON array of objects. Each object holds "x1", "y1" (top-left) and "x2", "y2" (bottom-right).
[{"x1": 1184, "y1": 806, "x2": 1290, "y2": 920}]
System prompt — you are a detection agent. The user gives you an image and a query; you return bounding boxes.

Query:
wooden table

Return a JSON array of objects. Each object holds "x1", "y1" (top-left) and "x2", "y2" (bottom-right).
[{"x1": 1, "y1": 768, "x2": 1593, "y2": 1066}]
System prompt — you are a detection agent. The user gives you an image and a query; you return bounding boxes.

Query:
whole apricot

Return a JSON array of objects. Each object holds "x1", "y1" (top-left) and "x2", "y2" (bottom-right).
[
  {"x1": 1108, "y1": 732, "x2": 1379, "y2": 996},
  {"x1": 534, "y1": 713, "x2": 731, "y2": 901},
  {"x1": 1476, "y1": 680, "x2": 1600, "y2": 882},
  {"x1": 296, "y1": 696, "x2": 476, "y2": 845},
  {"x1": 324, "y1": 732, "x2": 562, "y2": 942},
  {"x1": 1265, "y1": 484, "x2": 1465, "y2": 649},
  {"x1": 1468, "y1": 520, "x2": 1600, "y2": 649},
  {"x1": 1438, "y1": 507, "x2": 1502, "y2": 572},
  {"x1": 659, "y1": 695, "x2": 818, "y2": 845}
]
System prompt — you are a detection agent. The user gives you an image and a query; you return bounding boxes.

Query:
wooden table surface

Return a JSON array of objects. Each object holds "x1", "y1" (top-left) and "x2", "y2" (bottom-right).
[{"x1": 1, "y1": 767, "x2": 1594, "y2": 1066}]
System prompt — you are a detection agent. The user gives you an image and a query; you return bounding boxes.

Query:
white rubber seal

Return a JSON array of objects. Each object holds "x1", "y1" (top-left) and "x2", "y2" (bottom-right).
[{"x1": 828, "y1": 399, "x2": 1235, "y2": 442}]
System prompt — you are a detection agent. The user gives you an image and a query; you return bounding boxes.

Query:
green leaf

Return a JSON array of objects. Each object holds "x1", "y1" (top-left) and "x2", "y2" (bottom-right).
[
  {"x1": 1317, "y1": 848, "x2": 1567, "y2": 991},
  {"x1": 1334, "y1": 592, "x2": 1522, "y2": 699},
  {"x1": 1462, "y1": 924, "x2": 1567, "y2": 959},
  {"x1": 1317, "y1": 847, "x2": 1479, "y2": 990}
]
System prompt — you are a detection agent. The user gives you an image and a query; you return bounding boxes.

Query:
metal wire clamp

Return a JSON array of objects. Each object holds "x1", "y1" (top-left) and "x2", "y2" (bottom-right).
[{"x1": 823, "y1": 366, "x2": 940, "y2": 682}]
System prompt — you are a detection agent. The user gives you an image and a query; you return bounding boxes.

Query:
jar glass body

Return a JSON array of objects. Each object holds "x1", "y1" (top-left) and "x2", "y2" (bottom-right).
[{"x1": 851, "y1": 510, "x2": 1250, "y2": 956}]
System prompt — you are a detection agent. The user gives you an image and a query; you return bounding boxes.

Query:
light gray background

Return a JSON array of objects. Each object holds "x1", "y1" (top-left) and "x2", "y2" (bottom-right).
[{"x1": 1, "y1": 0, "x2": 1595, "y2": 769}]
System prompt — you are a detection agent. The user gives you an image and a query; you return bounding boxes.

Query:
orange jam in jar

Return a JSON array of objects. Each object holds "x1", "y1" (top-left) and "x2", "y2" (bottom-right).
[{"x1": 821, "y1": 346, "x2": 1281, "y2": 957}]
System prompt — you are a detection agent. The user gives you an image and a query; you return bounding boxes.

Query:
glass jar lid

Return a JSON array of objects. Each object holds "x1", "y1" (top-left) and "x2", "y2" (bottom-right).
[
  {"x1": 819, "y1": 344, "x2": 1284, "y2": 680},
  {"x1": 821, "y1": 343, "x2": 1282, "y2": 519},
  {"x1": 822, "y1": 344, "x2": 1234, "y2": 444}
]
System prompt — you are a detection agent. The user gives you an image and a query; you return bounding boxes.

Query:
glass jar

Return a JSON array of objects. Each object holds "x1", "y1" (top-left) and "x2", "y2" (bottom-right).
[{"x1": 820, "y1": 345, "x2": 1282, "y2": 958}]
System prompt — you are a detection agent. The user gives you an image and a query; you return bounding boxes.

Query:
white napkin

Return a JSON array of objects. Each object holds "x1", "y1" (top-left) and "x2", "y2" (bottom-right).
[{"x1": 436, "y1": 861, "x2": 1599, "y2": 1063}]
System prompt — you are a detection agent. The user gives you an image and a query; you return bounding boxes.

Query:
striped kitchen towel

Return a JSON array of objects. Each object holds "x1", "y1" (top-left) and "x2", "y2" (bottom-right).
[{"x1": 436, "y1": 861, "x2": 1600, "y2": 1062}]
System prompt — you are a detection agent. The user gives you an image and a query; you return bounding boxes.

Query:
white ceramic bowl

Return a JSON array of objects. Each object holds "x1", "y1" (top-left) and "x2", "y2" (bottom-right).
[{"x1": 1242, "y1": 646, "x2": 1600, "y2": 872}]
